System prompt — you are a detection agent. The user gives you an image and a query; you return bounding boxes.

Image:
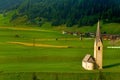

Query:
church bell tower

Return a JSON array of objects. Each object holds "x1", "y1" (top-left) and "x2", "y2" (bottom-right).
[{"x1": 94, "y1": 21, "x2": 103, "y2": 69}]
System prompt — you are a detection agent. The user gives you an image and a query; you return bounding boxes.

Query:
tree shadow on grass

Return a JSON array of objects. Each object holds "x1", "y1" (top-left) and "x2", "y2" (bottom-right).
[{"x1": 103, "y1": 63, "x2": 120, "y2": 69}]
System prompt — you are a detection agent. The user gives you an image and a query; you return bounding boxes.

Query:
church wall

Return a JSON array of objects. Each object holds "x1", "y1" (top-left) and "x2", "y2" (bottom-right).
[
  {"x1": 86, "y1": 62, "x2": 94, "y2": 70},
  {"x1": 82, "y1": 61, "x2": 94, "y2": 70},
  {"x1": 82, "y1": 61, "x2": 87, "y2": 69}
]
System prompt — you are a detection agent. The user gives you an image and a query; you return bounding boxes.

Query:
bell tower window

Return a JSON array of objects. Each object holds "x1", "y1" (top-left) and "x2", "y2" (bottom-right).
[{"x1": 98, "y1": 47, "x2": 100, "y2": 50}]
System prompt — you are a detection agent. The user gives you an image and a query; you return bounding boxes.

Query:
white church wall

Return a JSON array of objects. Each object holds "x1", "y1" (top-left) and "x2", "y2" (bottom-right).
[
  {"x1": 86, "y1": 62, "x2": 94, "y2": 70},
  {"x1": 82, "y1": 61, "x2": 87, "y2": 69},
  {"x1": 82, "y1": 61, "x2": 94, "y2": 70}
]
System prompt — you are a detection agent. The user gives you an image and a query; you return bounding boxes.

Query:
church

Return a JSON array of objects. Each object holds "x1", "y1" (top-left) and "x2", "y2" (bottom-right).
[{"x1": 82, "y1": 21, "x2": 103, "y2": 70}]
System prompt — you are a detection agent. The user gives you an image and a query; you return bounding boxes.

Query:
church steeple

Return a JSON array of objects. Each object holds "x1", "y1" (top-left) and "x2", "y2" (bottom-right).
[
  {"x1": 94, "y1": 21, "x2": 103, "y2": 69},
  {"x1": 82, "y1": 21, "x2": 104, "y2": 70},
  {"x1": 96, "y1": 21, "x2": 102, "y2": 43}
]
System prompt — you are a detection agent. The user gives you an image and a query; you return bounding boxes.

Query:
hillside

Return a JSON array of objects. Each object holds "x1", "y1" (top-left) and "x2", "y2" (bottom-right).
[
  {"x1": 0, "y1": 0, "x2": 24, "y2": 13},
  {"x1": 0, "y1": 0, "x2": 120, "y2": 27},
  {"x1": 11, "y1": 0, "x2": 120, "y2": 27}
]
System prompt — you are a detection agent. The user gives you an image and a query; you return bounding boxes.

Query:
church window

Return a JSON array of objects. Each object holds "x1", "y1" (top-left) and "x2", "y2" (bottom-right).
[{"x1": 98, "y1": 47, "x2": 100, "y2": 50}]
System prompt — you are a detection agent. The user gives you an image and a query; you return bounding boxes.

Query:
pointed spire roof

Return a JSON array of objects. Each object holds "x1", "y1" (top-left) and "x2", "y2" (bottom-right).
[{"x1": 95, "y1": 21, "x2": 102, "y2": 43}]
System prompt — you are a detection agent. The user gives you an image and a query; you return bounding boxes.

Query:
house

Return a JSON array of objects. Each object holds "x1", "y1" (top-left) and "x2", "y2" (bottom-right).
[
  {"x1": 102, "y1": 34, "x2": 120, "y2": 40},
  {"x1": 62, "y1": 31, "x2": 67, "y2": 34},
  {"x1": 82, "y1": 54, "x2": 96, "y2": 70}
]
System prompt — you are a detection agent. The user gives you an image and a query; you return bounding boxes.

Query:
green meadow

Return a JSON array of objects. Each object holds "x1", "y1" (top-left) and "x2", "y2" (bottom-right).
[
  {"x1": 0, "y1": 12, "x2": 120, "y2": 79},
  {"x1": 0, "y1": 26, "x2": 120, "y2": 80}
]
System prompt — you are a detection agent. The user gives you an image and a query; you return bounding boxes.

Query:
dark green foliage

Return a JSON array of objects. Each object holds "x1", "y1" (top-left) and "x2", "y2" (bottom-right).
[
  {"x1": 32, "y1": 73, "x2": 38, "y2": 80},
  {"x1": 0, "y1": 0, "x2": 24, "y2": 13},
  {"x1": 0, "y1": 72, "x2": 120, "y2": 80},
  {"x1": 0, "y1": 0, "x2": 120, "y2": 26},
  {"x1": 10, "y1": 13, "x2": 18, "y2": 21},
  {"x1": 97, "y1": 71, "x2": 106, "y2": 80}
]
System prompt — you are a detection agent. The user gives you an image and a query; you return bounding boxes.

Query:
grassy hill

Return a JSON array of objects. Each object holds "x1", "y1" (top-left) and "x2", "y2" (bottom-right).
[
  {"x1": 0, "y1": 12, "x2": 120, "y2": 34},
  {"x1": 0, "y1": 11, "x2": 16, "y2": 26},
  {"x1": 51, "y1": 22, "x2": 120, "y2": 34},
  {"x1": 0, "y1": 0, "x2": 120, "y2": 34}
]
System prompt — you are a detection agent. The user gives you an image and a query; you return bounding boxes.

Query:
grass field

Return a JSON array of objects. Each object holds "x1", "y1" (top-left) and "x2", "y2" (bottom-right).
[{"x1": 0, "y1": 26, "x2": 120, "y2": 80}]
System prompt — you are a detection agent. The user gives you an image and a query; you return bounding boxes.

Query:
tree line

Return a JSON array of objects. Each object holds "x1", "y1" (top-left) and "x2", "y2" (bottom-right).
[{"x1": 1, "y1": 0, "x2": 120, "y2": 27}]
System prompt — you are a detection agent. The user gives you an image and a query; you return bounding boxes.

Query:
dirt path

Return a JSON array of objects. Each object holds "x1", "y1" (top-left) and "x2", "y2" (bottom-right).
[{"x1": 8, "y1": 42, "x2": 69, "y2": 48}]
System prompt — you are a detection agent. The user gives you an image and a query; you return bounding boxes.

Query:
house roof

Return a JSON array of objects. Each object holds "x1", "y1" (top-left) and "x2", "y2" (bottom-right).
[{"x1": 83, "y1": 54, "x2": 95, "y2": 63}]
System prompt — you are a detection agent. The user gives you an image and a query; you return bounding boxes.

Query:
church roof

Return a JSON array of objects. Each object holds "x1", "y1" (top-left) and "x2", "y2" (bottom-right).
[
  {"x1": 83, "y1": 54, "x2": 95, "y2": 63},
  {"x1": 95, "y1": 21, "x2": 102, "y2": 43}
]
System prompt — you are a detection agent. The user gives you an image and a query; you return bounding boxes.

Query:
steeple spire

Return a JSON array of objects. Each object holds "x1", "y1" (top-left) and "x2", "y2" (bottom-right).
[{"x1": 96, "y1": 21, "x2": 102, "y2": 43}]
